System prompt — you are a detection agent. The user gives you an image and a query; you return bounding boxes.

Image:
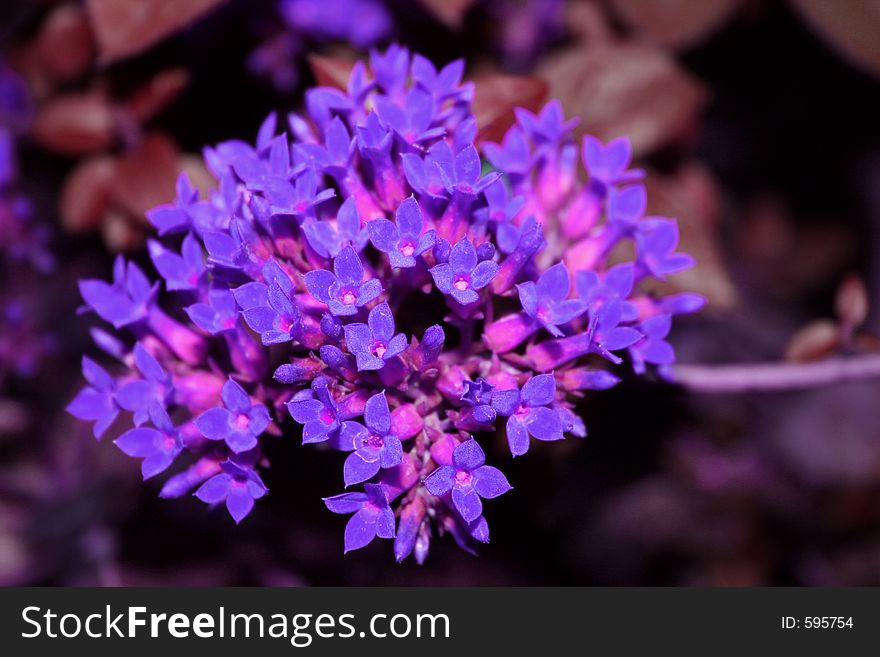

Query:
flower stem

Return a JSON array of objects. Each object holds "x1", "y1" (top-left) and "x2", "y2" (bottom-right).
[{"x1": 672, "y1": 354, "x2": 880, "y2": 393}]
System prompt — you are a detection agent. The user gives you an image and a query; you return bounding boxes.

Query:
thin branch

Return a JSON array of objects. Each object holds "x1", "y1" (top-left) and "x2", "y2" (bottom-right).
[{"x1": 671, "y1": 354, "x2": 880, "y2": 393}]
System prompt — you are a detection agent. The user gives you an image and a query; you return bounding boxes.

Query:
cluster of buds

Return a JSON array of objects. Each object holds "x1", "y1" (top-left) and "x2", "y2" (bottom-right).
[{"x1": 68, "y1": 45, "x2": 701, "y2": 560}]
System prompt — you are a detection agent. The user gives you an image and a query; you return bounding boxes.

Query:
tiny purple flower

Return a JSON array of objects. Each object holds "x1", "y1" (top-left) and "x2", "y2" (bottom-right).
[
  {"x1": 66, "y1": 356, "x2": 119, "y2": 440},
  {"x1": 367, "y1": 196, "x2": 436, "y2": 268},
  {"x1": 516, "y1": 262, "x2": 588, "y2": 337},
  {"x1": 304, "y1": 245, "x2": 382, "y2": 316},
  {"x1": 114, "y1": 403, "x2": 183, "y2": 480},
  {"x1": 343, "y1": 302, "x2": 407, "y2": 371},
  {"x1": 195, "y1": 378, "x2": 271, "y2": 453},
  {"x1": 429, "y1": 238, "x2": 498, "y2": 305},
  {"x1": 287, "y1": 375, "x2": 341, "y2": 444},
  {"x1": 491, "y1": 374, "x2": 565, "y2": 457},
  {"x1": 324, "y1": 483, "x2": 395, "y2": 553},
  {"x1": 335, "y1": 391, "x2": 403, "y2": 485},
  {"x1": 194, "y1": 460, "x2": 268, "y2": 524},
  {"x1": 423, "y1": 438, "x2": 512, "y2": 522}
]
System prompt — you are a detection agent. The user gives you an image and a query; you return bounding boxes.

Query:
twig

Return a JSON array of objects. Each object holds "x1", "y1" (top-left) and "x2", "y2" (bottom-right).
[{"x1": 672, "y1": 354, "x2": 880, "y2": 393}]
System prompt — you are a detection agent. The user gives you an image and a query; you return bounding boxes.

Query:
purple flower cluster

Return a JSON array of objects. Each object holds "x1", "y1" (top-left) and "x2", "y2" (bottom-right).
[{"x1": 68, "y1": 45, "x2": 702, "y2": 559}]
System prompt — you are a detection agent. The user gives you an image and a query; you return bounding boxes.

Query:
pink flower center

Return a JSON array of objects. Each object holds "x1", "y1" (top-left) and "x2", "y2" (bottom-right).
[
  {"x1": 234, "y1": 413, "x2": 250, "y2": 430},
  {"x1": 400, "y1": 241, "x2": 415, "y2": 257},
  {"x1": 340, "y1": 290, "x2": 357, "y2": 305},
  {"x1": 364, "y1": 433, "x2": 385, "y2": 449},
  {"x1": 319, "y1": 408, "x2": 335, "y2": 425},
  {"x1": 454, "y1": 469, "x2": 472, "y2": 485},
  {"x1": 280, "y1": 318, "x2": 294, "y2": 332},
  {"x1": 371, "y1": 342, "x2": 387, "y2": 358},
  {"x1": 453, "y1": 277, "x2": 470, "y2": 291},
  {"x1": 163, "y1": 435, "x2": 177, "y2": 450}
]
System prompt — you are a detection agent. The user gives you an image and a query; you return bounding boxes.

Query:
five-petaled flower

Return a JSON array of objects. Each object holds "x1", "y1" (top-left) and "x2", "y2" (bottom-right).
[
  {"x1": 304, "y1": 245, "x2": 382, "y2": 316},
  {"x1": 337, "y1": 391, "x2": 403, "y2": 485},
  {"x1": 491, "y1": 374, "x2": 565, "y2": 457},
  {"x1": 429, "y1": 238, "x2": 498, "y2": 305},
  {"x1": 368, "y1": 196, "x2": 436, "y2": 268},
  {"x1": 423, "y1": 438, "x2": 511, "y2": 522},
  {"x1": 517, "y1": 262, "x2": 588, "y2": 337},
  {"x1": 114, "y1": 403, "x2": 183, "y2": 480},
  {"x1": 195, "y1": 460, "x2": 268, "y2": 524},
  {"x1": 287, "y1": 375, "x2": 341, "y2": 444},
  {"x1": 343, "y1": 302, "x2": 407, "y2": 371},
  {"x1": 195, "y1": 378, "x2": 271, "y2": 453}
]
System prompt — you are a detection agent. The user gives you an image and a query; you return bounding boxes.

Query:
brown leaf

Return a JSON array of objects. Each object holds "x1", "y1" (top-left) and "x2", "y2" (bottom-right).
[
  {"x1": 784, "y1": 319, "x2": 841, "y2": 362},
  {"x1": 307, "y1": 53, "x2": 355, "y2": 91},
  {"x1": 416, "y1": 0, "x2": 476, "y2": 29},
  {"x1": 34, "y1": 3, "x2": 96, "y2": 83},
  {"x1": 101, "y1": 209, "x2": 144, "y2": 252},
  {"x1": 178, "y1": 153, "x2": 217, "y2": 196},
  {"x1": 59, "y1": 156, "x2": 117, "y2": 233},
  {"x1": 113, "y1": 132, "x2": 180, "y2": 219},
  {"x1": 790, "y1": 0, "x2": 880, "y2": 78},
  {"x1": 643, "y1": 163, "x2": 738, "y2": 309},
  {"x1": 835, "y1": 274, "x2": 869, "y2": 329},
  {"x1": 86, "y1": 0, "x2": 227, "y2": 64},
  {"x1": 473, "y1": 74, "x2": 549, "y2": 143},
  {"x1": 31, "y1": 89, "x2": 116, "y2": 156},
  {"x1": 126, "y1": 68, "x2": 190, "y2": 123},
  {"x1": 536, "y1": 40, "x2": 706, "y2": 156},
  {"x1": 610, "y1": 0, "x2": 741, "y2": 50}
]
